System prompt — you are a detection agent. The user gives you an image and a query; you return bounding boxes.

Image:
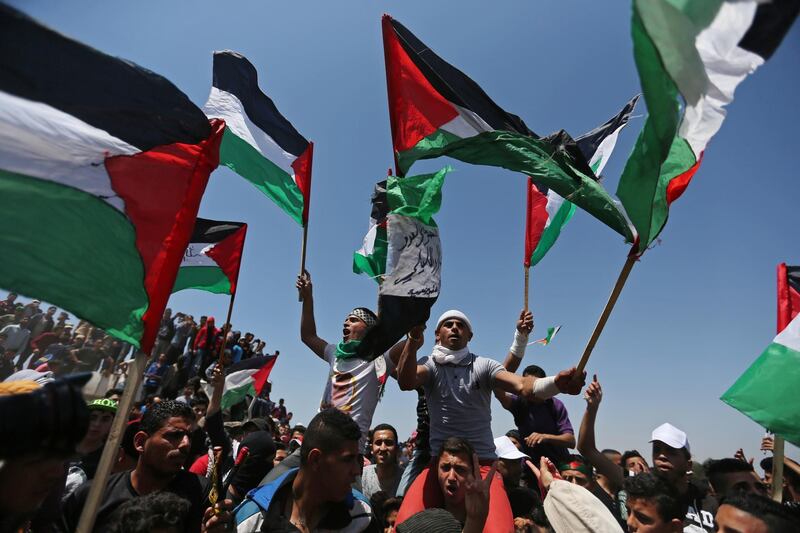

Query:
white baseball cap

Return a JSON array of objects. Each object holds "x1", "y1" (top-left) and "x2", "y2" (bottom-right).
[
  {"x1": 494, "y1": 436, "x2": 529, "y2": 460},
  {"x1": 650, "y1": 423, "x2": 691, "y2": 454}
]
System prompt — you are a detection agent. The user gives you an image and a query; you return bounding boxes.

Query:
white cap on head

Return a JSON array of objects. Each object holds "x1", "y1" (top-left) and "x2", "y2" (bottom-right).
[
  {"x1": 650, "y1": 422, "x2": 691, "y2": 454},
  {"x1": 494, "y1": 436, "x2": 529, "y2": 460},
  {"x1": 436, "y1": 310, "x2": 472, "y2": 332}
]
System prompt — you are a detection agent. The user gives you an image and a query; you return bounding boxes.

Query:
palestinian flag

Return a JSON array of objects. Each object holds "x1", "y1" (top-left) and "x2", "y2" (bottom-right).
[
  {"x1": 778, "y1": 263, "x2": 800, "y2": 332},
  {"x1": 618, "y1": 0, "x2": 799, "y2": 252},
  {"x1": 532, "y1": 325, "x2": 562, "y2": 346},
  {"x1": 721, "y1": 313, "x2": 800, "y2": 447},
  {"x1": 203, "y1": 51, "x2": 313, "y2": 225},
  {"x1": 173, "y1": 218, "x2": 247, "y2": 295},
  {"x1": 220, "y1": 355, "x2": 278, "y2": 409},
  {"x1": 0, "y1": 5, "x2": 222, "y2": 351},
  {"x1": 354, "y1": 167, "x2": 448, "y2": 358},
  {"x1": 526, "y1": 96, "x2": 639, "y2": 267},
  {"x1": 382, "y1": 15, "x2": 633, "y2": 242}
]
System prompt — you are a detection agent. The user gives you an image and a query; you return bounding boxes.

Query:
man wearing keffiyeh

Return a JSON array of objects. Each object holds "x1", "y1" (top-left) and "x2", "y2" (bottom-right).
[{"x1": 296, "y1": 271, "x2": 405, "y2": 449}]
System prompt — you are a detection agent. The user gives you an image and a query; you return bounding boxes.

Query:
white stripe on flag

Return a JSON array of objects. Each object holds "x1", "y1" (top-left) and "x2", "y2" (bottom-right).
[
  {"x1": 179, "y1": 242, "x2": 219, "y2": 268},
  {"x1": 203, "y1": 87, "x2": 297, "y2": 177},
  {"x1": 440, "y1": 103, "x2": 494, "y2": 138},
  {"x1": 774, "y1": 314, "x2": 800, "y2": 353}
]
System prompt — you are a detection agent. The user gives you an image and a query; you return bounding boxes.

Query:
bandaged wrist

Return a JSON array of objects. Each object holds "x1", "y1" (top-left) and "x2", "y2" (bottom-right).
[
  {"x1": 509, "y1": 329, "x2": 529, "y2": 359},
  {"x1": 532, "y1": 375, "x2": 559, "y2": 399}
]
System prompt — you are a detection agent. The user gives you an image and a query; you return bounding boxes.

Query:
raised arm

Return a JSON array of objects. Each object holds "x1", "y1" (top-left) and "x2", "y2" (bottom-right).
[
  {"x1": 494, "y1": 366, "x2": 586, "y2": 400},
  {"x1": 501, "y1": 310, "x2": 533, "y2": 374},
  {"x1": 576, "y1": 375, "x2": 623, "y2": 490},
  {"x1": 296, "y1": 272, "x2": 328, "y2": 359},
  {"x1": 397, "y1": 325, "x2": 429, "y2": 391}
]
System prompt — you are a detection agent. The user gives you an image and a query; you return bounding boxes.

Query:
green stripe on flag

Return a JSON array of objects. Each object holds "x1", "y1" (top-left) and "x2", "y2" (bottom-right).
[
  {"x1": 721, "y1": 341, "x2": 800, "y2": 446},
  {"x1": 0, "y1": 168, "x2": 147, "y2": 345},
  {"x1": 353, "y1": 225, "x2": 388, "y2": 281},
  {"x1": 172, "y1": 266, "x2": 231, "y2": 295},
  {"x1": 530, "y1": 201, "x2": 576, "y2": 266},
  {"x1": 219, "y1": 126, "x2": 304, "y2": 224},
  {"x1": 222, "y1": 382, "x2": 256, "y2": 410},
  {"x1": 386, "y1": 166, "x2": 450, "y2": 225}
]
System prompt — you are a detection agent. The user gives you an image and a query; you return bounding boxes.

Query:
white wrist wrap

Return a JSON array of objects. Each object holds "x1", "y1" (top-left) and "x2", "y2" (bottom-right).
[
  {"x1": 509, "y1": 330, "x2": 529, "y2": 359},
  {"x1": 533, "y1": 375, "x2": 559, "y2": 400}
]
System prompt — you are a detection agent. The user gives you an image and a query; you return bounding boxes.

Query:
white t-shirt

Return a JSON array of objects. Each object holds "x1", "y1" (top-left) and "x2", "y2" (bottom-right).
[{"x1": 319, "y1": 344, "x2": 395, "y2": 443}]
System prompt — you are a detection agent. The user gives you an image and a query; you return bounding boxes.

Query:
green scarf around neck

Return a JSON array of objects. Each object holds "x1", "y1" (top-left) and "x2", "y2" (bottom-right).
[{"x1": 334, "y1": 339, "x2": 362, "y2": 360}]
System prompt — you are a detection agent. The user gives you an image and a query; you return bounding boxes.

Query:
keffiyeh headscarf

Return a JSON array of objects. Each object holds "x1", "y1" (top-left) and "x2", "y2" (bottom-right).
[{"x1": 349, "y1": 307, "x2": 377, "y2": 328}]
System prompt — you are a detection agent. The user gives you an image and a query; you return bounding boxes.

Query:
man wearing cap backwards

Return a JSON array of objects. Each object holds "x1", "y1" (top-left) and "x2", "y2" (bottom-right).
[
  {"x1": 650, "y1": 422, "x2": 718, "y2": 532},
  {"x1": 296, "y1": 271, "x2": 405, "y2": 446},
  {"x1": 394, "y1": 309, "x2": 586, "y2": 533}
]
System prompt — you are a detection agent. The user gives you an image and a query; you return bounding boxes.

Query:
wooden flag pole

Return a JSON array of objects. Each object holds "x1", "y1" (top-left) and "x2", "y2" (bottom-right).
[
  {"x1": 217, "y1": 290, "x2": 237, "y2": 363},
  {"x1": 298, "y1": 223, "x2": 309, "y2": 302},
  {"x1": 771, "y1": 437, "x2": 786, "y2": 502},
  {"x1": 524, "y1": 266, "x2": 530, "y2": 312},
  {"x1": 576, "y1": 253, "x2": 637, "y2": 374},
  {"x1": 76, "y1": 349, "x2": 147, "y2": 533}
]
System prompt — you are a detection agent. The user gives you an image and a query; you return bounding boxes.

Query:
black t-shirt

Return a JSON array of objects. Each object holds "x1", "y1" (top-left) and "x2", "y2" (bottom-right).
[
  {"x1": 682, "y1": 481, "x2": 718, "y2": 532},
  {"x1": 60, "y1": 470, "x2": 209, "y2": 532}
]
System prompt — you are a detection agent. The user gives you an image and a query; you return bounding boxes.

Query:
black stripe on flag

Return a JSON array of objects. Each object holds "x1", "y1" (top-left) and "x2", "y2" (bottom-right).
[
  {"x1": 226, "y1": 354, "x2": 277, "y2": 374},
  {"x1": 370, "y1": 181, "x2": 389, "y2": 223},
  {"x1": 738, "y1": 0, "x2": 800, "y2": 60},
  {"x1": 0, "y1": 4, "x2": 211, "y2": 151},
  {"x1": 575, "y1": 95, "x2": 639, "y2": 162},
  {"x1": 388, "y1": 17, "x2": 537, "y2": 137},
  {"x1": 190, "y1": 218, "x2": 246, "y2": 244},
  {"x1": 788, "y1": 265, "x2": 800, "y2": 295},
  {"x1": 212, "y1": 51, "x2": 309, "y2": 157}
]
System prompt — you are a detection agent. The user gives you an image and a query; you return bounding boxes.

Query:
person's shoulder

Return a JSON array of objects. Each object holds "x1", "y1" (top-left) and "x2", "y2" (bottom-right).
[{"x1": 171, "y1": 469, "x2": 209, "y2": 494}]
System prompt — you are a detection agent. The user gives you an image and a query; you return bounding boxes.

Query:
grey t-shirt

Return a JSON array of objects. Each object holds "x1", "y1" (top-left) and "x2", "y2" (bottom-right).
[
  {"x1": 420, "y1": 354, "x2": 504, "y2": 459},
  {"x1": 360, "y1": 463, "x2": 405, "y2": 499}
]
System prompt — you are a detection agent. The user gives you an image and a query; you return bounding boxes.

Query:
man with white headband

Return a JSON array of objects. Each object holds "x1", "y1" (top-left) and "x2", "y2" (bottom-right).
[
  {"x1": 296, "y1": 271, "x2": 403, "y2": 447},
  {"x1": 394, "y1": 309, "x2": 585, "y2": 533}
]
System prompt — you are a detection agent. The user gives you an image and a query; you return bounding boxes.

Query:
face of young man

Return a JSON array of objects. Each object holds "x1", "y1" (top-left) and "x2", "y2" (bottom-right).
[
  {"x1": 192, "y1": 402, "x2": 208, "y2": 421},
  {"x1": 371, "y1": 429, "x2": 398, "y2": 466},
  {"x1": 136, "y1": 416, "x2": 193, "y2": 477},
  {"x1": 311, "y1": 440, "x2": 362, "y2": 501},
  {"x1": 84, "y1": 409, "x2": 114, "y2": 444},
  {"x1": 435, "y1": 319, "x2": 472, "y2": 351},
  {"x1": 714, "y1": 471, "x2": 769, "y2": 499},
  {"x1": 559, "y1": 468, "x2": 591, "y2": 488},
  {"x1": 497, "y1": 458, "x2": 522, "y2": 488},
  {"x1": 273, "y1": 449, "x2": 288, "y2": 466},
  {"x1": 651, "y1": 441, "x2": 690, "y2": 485},
  {"x1": 626, "y1": 497, "x2": 682, "y2": 533},
  {"x1": 626, "y1": 455, "x2": 650, "y2": 473},
  {"x1": 715, "y1": 504, "x2": 768, "y2": 533},
  {"x1": 342, "y1": 315, "x2": 368, "y2": 342},
  {"x1": 437, "y1": 450, "x2": 473, "y2": 508}
]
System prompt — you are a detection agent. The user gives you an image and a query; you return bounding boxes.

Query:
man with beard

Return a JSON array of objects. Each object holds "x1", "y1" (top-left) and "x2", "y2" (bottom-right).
[
  {"x1": 395, "y1": 310, "x2": 585, "y2": 533},
  {"x1": 361, "y1": 423, "x2": 405, "y2": 499},
  {"x1": 61, "y1": 401, "x2": 209, "y2": 532}
]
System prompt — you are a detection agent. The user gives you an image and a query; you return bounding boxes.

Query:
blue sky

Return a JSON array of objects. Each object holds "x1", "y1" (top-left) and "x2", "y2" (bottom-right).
[{"x1": 12, "y1": 0, "x2": 799, "y2": 462}]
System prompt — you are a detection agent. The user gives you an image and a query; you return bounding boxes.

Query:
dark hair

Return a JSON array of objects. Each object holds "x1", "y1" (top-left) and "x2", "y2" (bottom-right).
[
  {"x1": 104, "y1": 387, "x2": 124, "y2": 399},
  {"x1": 274, "y1": 441, "x2": 287, "y2": 451},
  {"x1": 521, "y1": 365, "x2": 545, "y2": 378},
  {"x1": 721, "y1": 493, "x2": 800, "y2": 532},
  {"x1": 300, "y1": 408, "x2": 361, "y2": 465},
  {"x1": 108, "y1": 491, "x2": 190, "y2": 533},
  {"x1": 505, "y1": 429, "x2": 521, "y2": 441},
  {"x1": 140, "y1": 400, "x2": 194, "y2": 435},
  {"x1": 705, "y1": 458, "x2": 754, "y2": 494},
  {"x1": 438, "y1": 436, "x2": 475, "y2": 468},
  {"x1": 624, "y1": 473, "x2": 687, "y2": 523},
  {"x1": 291, "y1": 424, "x2": 307, "y2": 435},
  {"x1": 372, "y1": 423, "x2": 399, "y2": 443},
  {"x1": 602, "y1": 448, "x2": 621, "y2": 456},
  {"x1": 190, "y1": 396, "x2": 208, "y2": 407},
  {"x1": 621, "y1": 449, "x2": 645, "y2": 467}
]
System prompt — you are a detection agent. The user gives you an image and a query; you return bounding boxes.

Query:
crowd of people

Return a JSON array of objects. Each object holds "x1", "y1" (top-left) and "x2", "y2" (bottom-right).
[{"x1": 1, "y1": 278, "x2": 799, "y2": 533}]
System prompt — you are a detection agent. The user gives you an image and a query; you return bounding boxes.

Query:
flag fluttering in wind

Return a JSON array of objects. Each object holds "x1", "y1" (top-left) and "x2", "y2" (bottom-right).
[
  {"x1": 220, "y1": 355, "x2": 278, "y2": 410},
  {"x1": 204, "y1": 51, "x2": 313, "y2": 226},
  {"x1": 618, "y1": 0, "x2": 799, "y2": 252},
  {"x1": 526, "y1": 96, "x2": 639, "y2": 267},
  {"x1": 0, "y1": 5, "x2": 222, "y2": 352},
  {"x1": 532, "y1": 326, "x2": 562, "y2": 346},
  {"x1": 382, "y1": 14, "x2": 634, "y2": 243},
  {"x1": 721, "y1": 313, "x2": 800, "y2": 447},
  {"x1": 778, "y1": 263, "x2": 800, "y2": 333},
  {"x1": 354, "y1": 167, "x2": 449, "y2": 358},
  {"x1": 173, "y1": 218, "x2": 247, "y2": 295}
]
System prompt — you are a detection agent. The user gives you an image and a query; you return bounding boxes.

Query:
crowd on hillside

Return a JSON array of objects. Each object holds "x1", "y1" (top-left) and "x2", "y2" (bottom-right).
[{"x1": 1, "y1": 279, "x2": 798, "y2": 533}]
